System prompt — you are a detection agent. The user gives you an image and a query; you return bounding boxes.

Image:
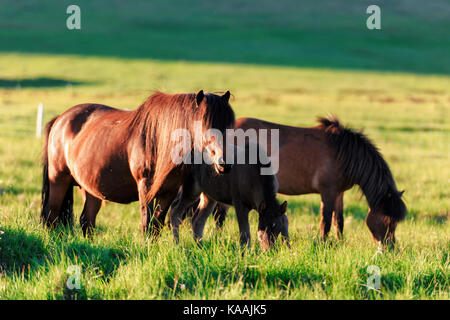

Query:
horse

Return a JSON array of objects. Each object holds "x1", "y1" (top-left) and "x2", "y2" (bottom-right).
[
  {"x1": 41, "y1": 90, "x2": 235, "y2": 237},
  {"x1": 169, "y1": 141, "x2": 289, "y2": 250},
  {"x1": 211, "y1": 116, "x2": 407, "y2": 247}
]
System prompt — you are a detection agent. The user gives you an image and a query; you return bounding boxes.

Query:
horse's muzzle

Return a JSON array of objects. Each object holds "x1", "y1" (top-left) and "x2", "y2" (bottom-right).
[{"x1": 257, "y1": 230, "x2": 272, "y2": 251}]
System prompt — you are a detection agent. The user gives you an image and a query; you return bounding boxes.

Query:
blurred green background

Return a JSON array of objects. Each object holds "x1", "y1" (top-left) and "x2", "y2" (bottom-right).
[{"x1": 1, "y1": 0, "x2": 449, "y2": 74}]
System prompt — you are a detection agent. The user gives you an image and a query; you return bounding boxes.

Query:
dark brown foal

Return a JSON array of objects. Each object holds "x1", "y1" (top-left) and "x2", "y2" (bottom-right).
[{"x1": 169, "y1": 141, "x2": 289, "y2": 250}]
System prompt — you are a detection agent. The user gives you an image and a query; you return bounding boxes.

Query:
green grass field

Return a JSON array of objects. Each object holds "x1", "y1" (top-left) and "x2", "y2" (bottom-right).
[{"x1": 0, "y1": 0, "x2": 449, "y2": 300}]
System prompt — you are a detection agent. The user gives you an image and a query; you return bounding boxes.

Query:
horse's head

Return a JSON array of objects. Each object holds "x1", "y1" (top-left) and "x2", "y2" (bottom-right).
[
  {"x1": 194, "y1": 90, "x2": 235, "y2": 175},
  {"x1": 366, "y1": 190, "x2": 406, "y2": 248},
  {"x1": 257, "y1": 200, "x2": 289, "y2": 250}
]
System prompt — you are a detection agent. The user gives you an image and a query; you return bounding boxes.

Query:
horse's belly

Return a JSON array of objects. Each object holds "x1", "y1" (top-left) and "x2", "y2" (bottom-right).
[
  {"x1": 206, "y1": 192, "x2": 232, "y2": 206},
  {"x1": 67, "y1": 139, "x2": 139, "y2": 203},
  {"x1": 91, "y1": 179, "x2": 139, "y2": 204},
  {"x1": 201, "y1": 182, "x2": 233, "y2": 205},
  {"x1": 277, "y1": 179, "x2": 316, "y2": 195},
  {"x1": 73, "y1": 165, "x2": 139, "y2": 203},
  {"x1": 275, "y1": 158, "x2": 318, "y2": 195},
  {"x1": 50, "y1": 104, "x2": 141, "y2": 204}
]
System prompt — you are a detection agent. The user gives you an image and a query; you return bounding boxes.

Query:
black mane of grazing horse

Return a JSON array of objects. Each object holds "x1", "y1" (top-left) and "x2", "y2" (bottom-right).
[{"x1": 318, "y1": 116, "x2": 406, "y2": 222}]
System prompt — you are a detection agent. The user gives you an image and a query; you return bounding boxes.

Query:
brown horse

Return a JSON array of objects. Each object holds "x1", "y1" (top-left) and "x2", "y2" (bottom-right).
[
  {"x1": 41, "y1": 90, "x2": 235, "y2": 237},
  {"x1": 169, "y1": 141, "x2": 289, "y2": 250},
  {"x1": 212, "y1": 116, "x2": 407, "y2": 247}
]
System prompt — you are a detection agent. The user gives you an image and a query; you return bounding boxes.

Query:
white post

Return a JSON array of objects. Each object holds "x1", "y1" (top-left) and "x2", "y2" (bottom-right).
[{"x1": 36, "y1": 102, "x2": 44, "y2": 138}]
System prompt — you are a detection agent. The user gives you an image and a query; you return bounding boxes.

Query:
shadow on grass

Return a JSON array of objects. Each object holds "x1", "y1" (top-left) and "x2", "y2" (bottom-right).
[
  {"x1": 0, "y1": 186, "x2": 26, "y2": 196},
  {"x1": 65, "y1": 240, "x2": 127, "y2": 279},
  {"x1": 0, "y1": 226, "x2": 128, "y2": 299},
  {"x1": 423, "y1": 212, "x2": 448, "y2": 226},
  {"x1": 55, "y1": 240, "x2": 127, "y2": 300},
  {"x1": 0, "y1": 184, "x2": 43, "y2": 196},
  {"x1": 0, "y1": 227, "x2": 48, "y2": 278},
  {"x1": 0, "y1": 77, "x2": 89, "y2": 89},
  {"x1": 357, "y1": 265, "x2": 449, "y2": 299},
  {"x1": 162, "y1": 257, "x2": 329, "y2": 299}
]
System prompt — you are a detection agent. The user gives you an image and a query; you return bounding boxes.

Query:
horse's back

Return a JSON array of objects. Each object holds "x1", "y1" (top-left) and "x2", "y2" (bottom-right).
[
  {"x1": 48, "y1": 103, "x2": 129, "y2": 164},
  {"x1": 53, "y1": 103, "x2": 129, "y2": 137},
  {"x1": 47, "y1": 103, "x2": 139, "y2": 203},
  {"x1": 235, "y1": 117, "x2": 343, "y2": 195}
]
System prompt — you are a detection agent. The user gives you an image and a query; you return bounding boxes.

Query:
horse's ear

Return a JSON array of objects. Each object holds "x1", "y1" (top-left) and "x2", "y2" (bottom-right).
[
  {"x1": 221, "y1": 90, "x2": 230, "y2": 104},
  {"x1": 196, "y1": 90, "x2": 204, "y2": 106},
  {"x1": 280, "y1": 201, "x2": 287, "y2": 214}
]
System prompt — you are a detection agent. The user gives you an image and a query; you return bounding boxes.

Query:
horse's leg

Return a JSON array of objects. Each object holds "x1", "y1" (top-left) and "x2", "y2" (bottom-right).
[
  {"x1": 141, "y1": 201, "x2": 153, "y2": 235},
  {"x1": 319, "y1": 193, "x2": 338, "y2": 241},
  {"x1": 213, "y1": 203, "x2": 230, "y2": 229},
  {"x1": 191, "y1": 195, "x2": 217, "y2": 243},
  {"x1": 169, "y1": 180, "x2": 200, "y2": 243},
  {"x1": 182, "y1": 199, "x2": 199, "y2": 223},
  {"x1": 169, "y1": 189, "x2": 196, "y2": 225},
  {"x1": 234, "y1": 201, "x2": 251, "y2": 247},
  {"x1": 150, "y1": 193, "x2": 177, "y2": 238},
  {"x1": 138, "y1": 178, "x2": 153, "y2": 236},
  {"x1": 45, "y1": 175, "x2": 73, "y2": 227},
  {"x1": 80, "y1": 191, "x2": 102, "y2": 237},
  {"x1": 332, "y1": 193, "x2": 344, "y2": 240},
  {"x1": 170, "y1": 197, "x2": 200, "y2": 243}
]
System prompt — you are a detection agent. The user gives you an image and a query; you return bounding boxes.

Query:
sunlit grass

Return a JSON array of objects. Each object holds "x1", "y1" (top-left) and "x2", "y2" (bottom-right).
[{"x1": 0, "y1": 53, "x2": 449, "y2": 299}]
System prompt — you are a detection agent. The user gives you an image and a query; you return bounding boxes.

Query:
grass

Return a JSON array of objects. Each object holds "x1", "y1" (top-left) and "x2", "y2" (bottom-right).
[
  {"x1": 0, "y1": 0, "x2": 449, "y2": 300},
  {"x1": 0, "y1": 53, "x2": 448, "y2": 300}
]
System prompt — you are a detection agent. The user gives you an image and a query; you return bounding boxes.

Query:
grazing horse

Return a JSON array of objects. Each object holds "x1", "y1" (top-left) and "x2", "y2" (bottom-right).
[
  {"x1": 212, "y1": 116, "x2": 407, "y2": 247},
  {"x1": 169, "y1": 141, "x2": 289, "y2": 250},
  {"x1": 41, "y1": 90, "x2": 235, "y2": 237}
]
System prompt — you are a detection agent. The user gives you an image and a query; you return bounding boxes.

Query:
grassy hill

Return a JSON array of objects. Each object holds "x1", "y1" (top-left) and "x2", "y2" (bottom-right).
[{"x1": 0, "y1": 0, "x2": 449, "y2": 74}]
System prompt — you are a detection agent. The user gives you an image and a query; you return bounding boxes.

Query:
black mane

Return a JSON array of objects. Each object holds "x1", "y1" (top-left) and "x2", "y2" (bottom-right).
[
  {"x1": 130, "y1": 91, "x2": 235, "y2": 203},
  {"x1": 318, "y1": 116, "x2": 406, "y2": 221}
]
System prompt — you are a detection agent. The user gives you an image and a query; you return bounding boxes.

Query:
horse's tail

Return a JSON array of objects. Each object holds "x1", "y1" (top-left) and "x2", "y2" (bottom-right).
[
  {"x1": 318, "y1": 116, "x2": 406, "y2": 222},
  {"x1": 41, "y1": 116, "x2": 74, "y2": 227}
]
